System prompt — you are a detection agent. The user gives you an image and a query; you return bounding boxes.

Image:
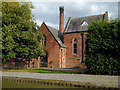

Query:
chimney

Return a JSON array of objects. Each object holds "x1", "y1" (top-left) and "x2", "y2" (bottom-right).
[
  {"x1": 104, "y1": 11, "x2": 109, "y2": 23},
  {"x1": 59, "y1": 6, "x2": 64, "y2": 32}
]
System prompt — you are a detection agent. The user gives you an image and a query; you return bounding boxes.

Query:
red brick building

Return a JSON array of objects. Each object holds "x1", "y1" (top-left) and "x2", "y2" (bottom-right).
[
  {"x1": 38, "y1": 6, "x2": 108, "y2": 68},
  {"x1": 4, "y1": 6, "x2": 108, "y2": 68}
]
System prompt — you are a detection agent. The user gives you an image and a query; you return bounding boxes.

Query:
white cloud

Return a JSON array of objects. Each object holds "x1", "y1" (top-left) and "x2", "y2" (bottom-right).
[
  {"x1": 32, "y1": 2, "x2": 118, "y2": 29},
  {"x1": 3, "y1": 0, "x2": 120, "y2": 2},
  {"x1": 22, "y1": 0, "x2": 120, "y2": 2},
  {"x1": 91, "y1": 5, "x2": 99, "y2": 13}
]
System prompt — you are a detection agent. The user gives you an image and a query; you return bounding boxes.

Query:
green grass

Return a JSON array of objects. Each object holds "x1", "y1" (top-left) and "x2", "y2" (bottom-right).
[{"x1": 2, "y1": 68, "x2": 78, "y2": 74}]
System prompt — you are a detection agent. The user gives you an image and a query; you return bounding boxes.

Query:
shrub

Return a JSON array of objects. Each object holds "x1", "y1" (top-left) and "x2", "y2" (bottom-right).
[{"x1": 85, "y1": 19, "x2": 120, "y2": 75}]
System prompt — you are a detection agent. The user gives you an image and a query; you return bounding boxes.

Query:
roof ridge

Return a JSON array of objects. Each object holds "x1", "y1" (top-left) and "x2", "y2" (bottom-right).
[
  {"x1": 71, "y1": 13, "x2": 104, "y2": 20},
  {"x1": 46, "y1": 25, "x2": 58, "y2": 31}
]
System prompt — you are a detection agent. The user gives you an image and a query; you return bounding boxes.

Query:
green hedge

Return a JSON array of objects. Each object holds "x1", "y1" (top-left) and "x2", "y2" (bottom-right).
[{"x1": 85, "y1": 19, "x2": 120, "y2": 75}]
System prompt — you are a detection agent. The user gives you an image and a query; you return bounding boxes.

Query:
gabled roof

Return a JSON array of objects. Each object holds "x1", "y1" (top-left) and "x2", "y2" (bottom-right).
[
  {"x1": 64, "y1": 12, "x2": 108, "y2": 33},
  {"x1": 42, "y1": 22, "x2": 66, "y2": 48}
]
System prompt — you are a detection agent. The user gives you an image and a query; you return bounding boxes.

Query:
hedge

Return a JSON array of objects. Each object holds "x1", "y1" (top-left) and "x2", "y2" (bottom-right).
[{"x1": 85, "y1": 19, "x2": 120, "y2": 75}]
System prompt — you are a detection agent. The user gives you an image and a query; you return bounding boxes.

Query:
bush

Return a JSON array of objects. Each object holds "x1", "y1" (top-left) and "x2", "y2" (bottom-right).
[{"x1": 85, "y1": 19, "x2": 120, "y2": 75}]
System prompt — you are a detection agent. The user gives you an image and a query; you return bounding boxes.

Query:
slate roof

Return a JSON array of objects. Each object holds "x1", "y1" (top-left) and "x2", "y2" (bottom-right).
[
  {"x1": 64, "y1": 13, "x2": 106, "y2": 33},
  {"x1": 44, "y1": 23, "x2": 66, "y2": 48}
]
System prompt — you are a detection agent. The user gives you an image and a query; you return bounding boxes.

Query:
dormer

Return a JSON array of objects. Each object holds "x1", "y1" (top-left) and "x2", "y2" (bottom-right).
[{"x1": 81, "y1": 21, "x2": 88, "y2": 26}]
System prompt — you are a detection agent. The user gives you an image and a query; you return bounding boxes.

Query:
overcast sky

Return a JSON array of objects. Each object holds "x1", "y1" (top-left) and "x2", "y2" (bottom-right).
[{"x1": 31, "y1": 1, "x2": 119, "y2": 29}]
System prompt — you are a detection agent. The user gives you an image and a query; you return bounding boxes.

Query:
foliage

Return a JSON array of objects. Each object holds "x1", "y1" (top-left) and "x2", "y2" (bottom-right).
[
  {"x1": 0, "y1": 1, "x2": 2, "y2": 59},
  {"x1": 85, "y1": 19, "x2": 120, "y2": 75},
  {"x1": 2, "y1": 2, "x2": 45, "y2": 61}
]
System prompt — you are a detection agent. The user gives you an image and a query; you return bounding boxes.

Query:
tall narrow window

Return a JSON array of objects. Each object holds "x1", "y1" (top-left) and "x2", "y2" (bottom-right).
[
  {"x1": 42, "y1": 35, "x2": 46, "y2": 46},
  {"x1": 81, "y1": 33, "x2": 84, "y2": 63},
  {"x1": 62, "y1": 49, "x2": 64, "y2": 60},
  {"x1": 73, "y1": 38, "x2": 77, "y2": 55}
]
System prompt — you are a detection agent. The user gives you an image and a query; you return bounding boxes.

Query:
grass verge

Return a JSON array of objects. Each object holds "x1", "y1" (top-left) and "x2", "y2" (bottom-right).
[{"x1": 2, "y1": 68, "x2": 79, "y2": 74}]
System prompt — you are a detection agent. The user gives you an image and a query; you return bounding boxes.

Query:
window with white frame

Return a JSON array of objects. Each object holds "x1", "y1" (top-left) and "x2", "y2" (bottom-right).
[
  {"x1": 73, "y1": 38, "x2": 77, "y2": 55},
  {"x1": 42, "y1": 35, "x2": 46, "y2": 46}
]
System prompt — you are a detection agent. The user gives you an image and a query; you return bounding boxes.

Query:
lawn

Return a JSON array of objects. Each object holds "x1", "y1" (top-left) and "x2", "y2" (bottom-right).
[{"x1": 2, "y1": 68, "x2": 78, "y2": 74}]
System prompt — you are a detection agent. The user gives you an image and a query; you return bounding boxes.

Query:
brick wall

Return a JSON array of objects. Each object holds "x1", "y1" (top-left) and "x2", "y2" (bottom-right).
[
  {"x1": 39, "y1": 23, "x2": 61, "y2": 68},
  {"x1": 4, "y1": 57, "x2": 40, "y2": 68},
  {"x1": 64, "y1": 32, "x2": 87, "y2": 68}
]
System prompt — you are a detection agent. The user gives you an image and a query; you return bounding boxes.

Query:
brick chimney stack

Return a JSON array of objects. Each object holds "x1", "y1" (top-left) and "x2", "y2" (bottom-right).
[
  {"x1": 59, "y1": 6, "x2": 64, "y2": 32},
  {"x1": 105, "y1": 11, "x2": 109, "y2": 23}
]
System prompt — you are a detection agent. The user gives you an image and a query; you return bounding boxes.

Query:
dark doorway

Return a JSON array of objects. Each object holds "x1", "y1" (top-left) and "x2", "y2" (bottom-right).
[
  {"x1": 15, "y1": 57, "x2": 21, "y2": 67},
  {"x1": 40, "y1": 55, "x2": 48, "y2": 67}
]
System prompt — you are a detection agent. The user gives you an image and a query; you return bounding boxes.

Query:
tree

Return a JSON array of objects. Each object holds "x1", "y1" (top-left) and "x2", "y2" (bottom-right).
[
  {"x1": 2, "y1": 2, "x2": 45, "y2": 65},
  {"x1": 0, "y1": 1, "x2": 2, "y2": 65},
  {"x1": 85, "y1": 19, "x2": 120, "y2": 75}
]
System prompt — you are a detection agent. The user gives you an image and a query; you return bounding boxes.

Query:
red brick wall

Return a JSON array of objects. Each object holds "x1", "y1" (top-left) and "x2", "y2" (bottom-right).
[
  {"x1": 4, "y1": 57, "x2": 40, "y2": 68},
  {"x1": 64, "y1": 32, "x2": 87, "y2": 68},
  {"x1": 30, "y1": 58, "x2": 40, "y2": 68},
  {"x1": 39, "y1": 23, "x2": 61, "y2": 68}
]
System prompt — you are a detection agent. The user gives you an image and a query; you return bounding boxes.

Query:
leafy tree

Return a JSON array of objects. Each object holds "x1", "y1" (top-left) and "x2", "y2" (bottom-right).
[
  {"x1": 0, "y1": 1, "x2": 2, "y2": 67},
  {"x1": 85, "y1": 19, "x2": 120, "y2": 75},
  {"x1": 2, "y1": 2, "x2": 45, "y2": 65}
]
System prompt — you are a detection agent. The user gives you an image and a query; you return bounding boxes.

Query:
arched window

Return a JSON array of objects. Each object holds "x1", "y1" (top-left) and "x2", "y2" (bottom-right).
[
  {"x1": 73, "y1": 38, "x2": 77, "y2": 55},
  {"x1": 42, "y1": 35, "x2": 46, "y2": 46}
]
